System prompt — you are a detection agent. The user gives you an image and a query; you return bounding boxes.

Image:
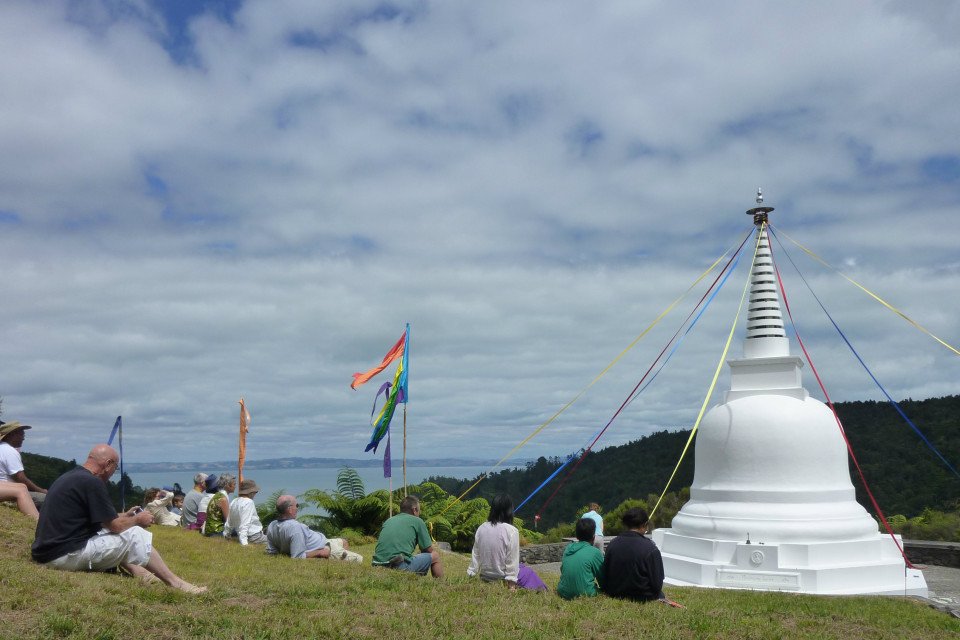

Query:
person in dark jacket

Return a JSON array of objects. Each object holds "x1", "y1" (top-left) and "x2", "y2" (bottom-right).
[{"x1": 601, "y1": 507, "x2": 665, "y2": 602}]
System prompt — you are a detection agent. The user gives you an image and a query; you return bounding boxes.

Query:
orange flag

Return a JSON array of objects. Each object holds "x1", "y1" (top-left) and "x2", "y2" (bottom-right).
[
  {"x1": 238, "y1": 398, "x2": 251, "y2": 486},
  {"x1": 351, "y1": 332, "x2": 406, "y2": 389}
]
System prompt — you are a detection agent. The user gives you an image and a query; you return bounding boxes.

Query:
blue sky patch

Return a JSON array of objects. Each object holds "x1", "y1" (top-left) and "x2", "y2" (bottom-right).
[
  {"x1": 0, "y1": 210, "x2": 21, "y2": 224},
  {"x1": 566, "y1": 120, "x2": 605, "y2": 158},
  {"x1": 287, "y1": 30, "x2": 364, "y2": 55},
  {"x1": 921, "y1": 155, "x2": 960, "y2": 183},
  {"x1": 149, "y1": 0, "x2": 242, "y2": 66}
]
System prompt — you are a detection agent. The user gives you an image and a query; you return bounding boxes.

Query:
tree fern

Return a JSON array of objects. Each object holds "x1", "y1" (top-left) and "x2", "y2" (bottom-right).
[{"x1": 336, "y1": 467, "x2": 366, "y2": 500}]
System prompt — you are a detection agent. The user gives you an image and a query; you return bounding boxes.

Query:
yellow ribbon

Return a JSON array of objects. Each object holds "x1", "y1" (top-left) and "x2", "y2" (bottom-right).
[
  {"x1": 650, "y1": 225, "x2": 764, "y2": 519},
  {"x1": 441, "y1": 230, "x2": 753, "y2": 516},
  {"x1": 772, "y1": 225, "x2": 959, "y2": 357}
]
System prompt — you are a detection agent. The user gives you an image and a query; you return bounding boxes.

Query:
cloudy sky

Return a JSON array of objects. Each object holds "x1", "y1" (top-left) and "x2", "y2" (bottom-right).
[{"x1": 1, "y1": 0, "x2": 958, "y2": 467}]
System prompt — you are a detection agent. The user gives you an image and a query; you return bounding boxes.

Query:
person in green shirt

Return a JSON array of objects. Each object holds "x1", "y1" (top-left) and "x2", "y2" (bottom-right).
[
  {"x1": 557, "y1": 518, "x2": 605, "y2": 599},
  {"x1": 372, "y1": 495, "x2": 444, "y2": 577}
]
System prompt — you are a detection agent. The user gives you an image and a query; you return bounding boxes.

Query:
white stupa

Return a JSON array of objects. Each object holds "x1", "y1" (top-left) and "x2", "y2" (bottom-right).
[{"x1": 651, "y1": 191, "x2": 927, "y2": 596}]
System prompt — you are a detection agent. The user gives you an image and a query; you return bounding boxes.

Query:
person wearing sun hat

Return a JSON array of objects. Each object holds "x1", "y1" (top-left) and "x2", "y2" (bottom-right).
[
  {"x1": 0, "y1": 420, "x2": 47, "y2": 509},
  {"x1": 224, "y1": 478, "x2": 267, "y2": 545}
]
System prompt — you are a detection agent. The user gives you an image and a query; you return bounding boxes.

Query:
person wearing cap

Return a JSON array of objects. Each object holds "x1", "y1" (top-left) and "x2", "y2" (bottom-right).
[
  {"x1": 224, "y1": 479, "x2": 267, "y2": 545},
  {"x1": 0, "y1": 420, "x2": 47, "y2": 509},
  {"x1": 31, "y1": 444, "x2": 207, "y2": 594},
  {"x1": 265, "y1": 495, "x2": 362, "y2": 562},
  {"x1": 203, "y1": 473, "x2": 236, "y2": 536}
]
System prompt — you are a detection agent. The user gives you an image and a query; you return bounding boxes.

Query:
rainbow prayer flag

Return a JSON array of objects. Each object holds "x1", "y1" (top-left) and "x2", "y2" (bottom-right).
[
  {"x1": 356, "y1": 325, "x2": 409, "y2": 454},
  {"x1": 351, "y1": 332, "x2": 406, "y2": 390}
]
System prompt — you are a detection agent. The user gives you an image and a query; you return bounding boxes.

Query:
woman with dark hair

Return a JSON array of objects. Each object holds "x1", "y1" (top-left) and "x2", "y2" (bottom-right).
[{"x1": 467, "y1": 494, "x2": 546, "y2": 591}]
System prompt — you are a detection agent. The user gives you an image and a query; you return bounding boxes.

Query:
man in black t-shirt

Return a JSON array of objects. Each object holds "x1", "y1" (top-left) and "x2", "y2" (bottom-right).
[{"x1": 32, "y1": 444, "x2": 207, "y2": 594}]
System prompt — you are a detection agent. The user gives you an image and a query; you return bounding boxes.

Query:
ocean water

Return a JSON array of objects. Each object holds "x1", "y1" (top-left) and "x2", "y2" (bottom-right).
[{"x1": 127, "y1": 465, "x2": 490, "y2": 506}]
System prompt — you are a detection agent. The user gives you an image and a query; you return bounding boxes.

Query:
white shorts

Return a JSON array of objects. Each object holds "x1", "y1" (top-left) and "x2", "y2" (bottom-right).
[
  {"x1": 46, "y1": 527, "x2": 153, "y2": 572},
  {"x1": 328, "y1": 538, "x2": 363, "y2": 563}
]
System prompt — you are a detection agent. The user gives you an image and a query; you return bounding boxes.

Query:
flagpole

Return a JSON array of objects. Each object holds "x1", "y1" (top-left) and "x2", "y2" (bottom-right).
[
  {"x1": 119, "y1": 419, "x2": 125, "y2": 511},
  {"x1": 402, "y1": 404, "x2": 408, "y2": 497},
  {"x1": 238, "y1": 401, "x2": 243, "y2": 493}
]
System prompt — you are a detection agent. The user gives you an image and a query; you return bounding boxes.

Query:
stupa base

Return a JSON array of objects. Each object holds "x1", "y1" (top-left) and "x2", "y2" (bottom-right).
[{"x1": 652, "y1": 529, "x2": 927, "y2": 596}]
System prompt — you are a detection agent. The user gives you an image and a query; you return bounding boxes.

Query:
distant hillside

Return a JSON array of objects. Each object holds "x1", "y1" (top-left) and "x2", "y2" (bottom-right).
[
  {"x1": 122, "y1": 456, "x2": 507, "y2": 473},
  {"x1": 22, "y1": 451, "x2": 144, "y2": 510},
  {"x1": 428, "y1": 395, "x2": 960, "y2": 529}
]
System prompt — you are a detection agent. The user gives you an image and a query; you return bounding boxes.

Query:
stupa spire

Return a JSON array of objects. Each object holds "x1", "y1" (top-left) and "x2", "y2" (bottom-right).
[{"x1": 743, "y1": 189, "x2": 788, "y2": 359}]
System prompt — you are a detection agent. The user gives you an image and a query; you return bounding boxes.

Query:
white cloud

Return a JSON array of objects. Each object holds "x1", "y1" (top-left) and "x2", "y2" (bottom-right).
[{"x1": 1, "y1": 1, "x2": 958, "y2": 468}]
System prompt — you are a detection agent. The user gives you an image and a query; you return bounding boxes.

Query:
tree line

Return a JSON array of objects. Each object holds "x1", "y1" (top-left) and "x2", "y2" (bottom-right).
[{"x1": 427, "y1": 395, "x2": 960, "y2": 531}]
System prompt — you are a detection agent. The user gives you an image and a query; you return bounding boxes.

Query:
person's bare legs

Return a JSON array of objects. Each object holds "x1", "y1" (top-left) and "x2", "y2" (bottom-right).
[
  {"x1": 122, "y1": 547, "x2": 207, "y2": 593},
  {"x1": 0, "y1": 482, "x2": 39, "y2": 520},
  {"x1": 430, "y1": 550, "x2": 444, "y2": 578}
]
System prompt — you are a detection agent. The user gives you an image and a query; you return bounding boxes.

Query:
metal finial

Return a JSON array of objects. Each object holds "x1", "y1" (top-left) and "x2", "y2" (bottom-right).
[{"x1": 746, "y1": 188, "x2": 774, "y2": 226}]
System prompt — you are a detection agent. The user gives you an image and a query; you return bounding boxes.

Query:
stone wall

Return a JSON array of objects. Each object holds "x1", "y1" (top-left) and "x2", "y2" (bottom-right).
[
  {"x1": 520, "y1": 542, "x2": 567, "y2": 564},
  {"x1": 904, "y1": 540, "x2": 960, "y2": 568},
  {"x1": 520, "y1": 539, "x2": 960, "y2": 568}
]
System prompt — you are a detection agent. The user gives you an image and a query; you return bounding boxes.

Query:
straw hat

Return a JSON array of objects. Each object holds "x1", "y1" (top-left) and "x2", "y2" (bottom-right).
[{"x1": 0, "y1": 421, "x2": 31, "y2": 441}]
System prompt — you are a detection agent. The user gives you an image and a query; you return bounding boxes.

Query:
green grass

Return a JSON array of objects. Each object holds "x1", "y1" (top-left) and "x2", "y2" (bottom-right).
[{"x1": 1, "y1": 511, "x2": 957, "y2": 639}]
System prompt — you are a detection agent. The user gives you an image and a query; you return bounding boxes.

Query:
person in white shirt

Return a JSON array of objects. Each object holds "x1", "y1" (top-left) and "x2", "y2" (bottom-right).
[
  {"x1": 466, "y1": 493, "x2": 545, "y2": 592},
  {"x1": 143, "y1": 488, "x2": 182, "y2": 526},
  {"x1": 0, "y1": 421, "x2": 47, "y2": 509},
  {"x1": 225, "y1": 479, "x2": 267, "y2": 545}
]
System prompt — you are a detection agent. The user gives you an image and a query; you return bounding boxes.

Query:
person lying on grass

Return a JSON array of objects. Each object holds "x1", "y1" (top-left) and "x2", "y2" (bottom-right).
[
  {"x1": 265, "y1": 495, "x2": 362, "y2": 562},
  {"x1": 31, "y1": 444, "x2": 207, "y2": 594}
]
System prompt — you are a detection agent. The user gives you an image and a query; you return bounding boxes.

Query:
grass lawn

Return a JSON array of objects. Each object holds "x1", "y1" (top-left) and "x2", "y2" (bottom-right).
[{"x1": 2, "y1": 510, "x2": 957, "y2": 639}]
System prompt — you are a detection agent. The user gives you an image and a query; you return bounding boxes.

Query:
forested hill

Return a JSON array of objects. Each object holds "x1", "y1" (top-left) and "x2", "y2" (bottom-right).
[
  {"x1": 21, "y1": 451, "x2": 144, "y2": 510},
  {"x1": 428, "y1": 395, "x2": 960, "y2": 529}
]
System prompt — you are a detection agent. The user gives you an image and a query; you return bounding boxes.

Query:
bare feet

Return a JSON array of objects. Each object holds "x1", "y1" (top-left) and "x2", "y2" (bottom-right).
[{"x1": 175, "y1": 580, "x2": 208, "y2": 594}]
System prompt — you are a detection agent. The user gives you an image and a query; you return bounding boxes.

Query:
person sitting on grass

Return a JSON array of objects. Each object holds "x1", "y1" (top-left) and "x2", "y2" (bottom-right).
[
  {"x1": 169, "y1": 492, "x2": 185, "y2": 516},
  {"x1": 0, "y1": 478, "x2": 39, "y2": 520},
  {"x1": 557, "y1": 517, "x2": 605, "y2": 599},
  {"x1": 265, "y1": 495, "x2": 362, "y2": 562},
  {"x1": 601, "y1": 507, "x2": 672, "y2": 604},
  {"x1": 224, "y1": 479, "x2": 267, "y2": 545},
  {"x1": 0, "y1": 420, "x2": 47, "y2": 510},
  {"x1": 180, "y1": 473, "x2": 209, "y2": 530},
  {"x1": 467, "y1": 493, "x2": 547, "y2": 591},
  {"x1": 203, "y1": 473, "x2": 235, "y2": 537},
  {"x1": 31, "y1": 444, "x2": 207, "y2": 594},
  {"x1": 372, "y1": 495, "x2": 443, "y2": 578},
  {"x1": 143, "y1": 488, "x2": 182, "y2": 527}
]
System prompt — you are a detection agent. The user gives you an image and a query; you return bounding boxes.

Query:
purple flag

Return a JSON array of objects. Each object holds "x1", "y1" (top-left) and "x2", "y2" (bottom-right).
[{"x1": 383, "y1": 430, "x2": 392, "y2": 478}]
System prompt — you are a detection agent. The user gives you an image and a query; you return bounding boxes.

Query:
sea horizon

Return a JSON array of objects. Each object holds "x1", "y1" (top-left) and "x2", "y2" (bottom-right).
[{"x1": 125, "y1": 464, "x2": 507, "y2": 506}]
